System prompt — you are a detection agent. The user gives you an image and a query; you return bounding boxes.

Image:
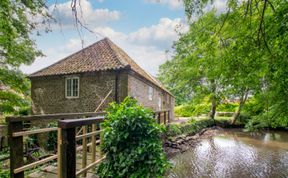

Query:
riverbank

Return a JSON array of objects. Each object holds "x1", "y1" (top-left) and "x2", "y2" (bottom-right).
[
  {"x1": 164, "y1": 126, "x2": 222, "y2": 158},
  {"x1": 164, "y1": 116, "x2": 246, "y2": 158}
]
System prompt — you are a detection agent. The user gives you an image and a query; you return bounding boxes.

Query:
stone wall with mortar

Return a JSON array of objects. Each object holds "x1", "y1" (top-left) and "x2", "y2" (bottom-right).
[
  {"x1": 31, "y1": 70, "x2": 128, "y2": 115},
  {"x1": 127, "y1": 73, "x2": 174, "y2": 119},
  {"x1": 30, "y1": 69, "x2": 173, "y2": 121}
]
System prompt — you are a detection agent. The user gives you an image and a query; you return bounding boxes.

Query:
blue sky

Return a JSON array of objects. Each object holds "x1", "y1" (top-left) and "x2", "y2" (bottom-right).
[{"x1": 21, "y1": 0, "x2": 226, "y2": 75}]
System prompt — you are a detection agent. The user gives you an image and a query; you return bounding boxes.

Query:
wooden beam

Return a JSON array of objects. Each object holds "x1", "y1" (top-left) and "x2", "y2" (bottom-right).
[
  {"x1": 12, "y1": 127, "x2": 57, "y2": 137},
  {"x1": 8, "y1": 121, "x2": 24, "y2": 178},
  {"x1": 91, "y1": 124, "x2": 96, "y2": 163},
  {"x1": 76, "y1": 140, "x2": 100, "y2": 151},
  {"x1": 154, "y1": 109, "x2": 170, "y2": 114},
  {"x1": 82, "y1": 126, "x2": 87, "y2": 177},
  {"x1": 14, "y1": 155, "x2": 57, "y2": 174},
  {"x1": 6, "y1": 111, "x2": 106, "y2": 123},
  {"x1": 76, "y1": 156, "x2": 106, "y2": 176},
  {"x1": 94, "y1": 90, "x2": 112, "y2": 112},
  {"x1": 100, "y1": 124, "x2": 103, "y2": 157},
  {"x1": 75, "y1": 130, "x2": 102, "y2": 141},
  {"x1": 60, "y1": 128, "x2": 76, "y2": 178},
  {"x1": 164, "y1": 111, "x2": 166, "y2": 125},
  {"x1": 58, "y1": 117, "x2": 104, "y2": 129},
  {"x1": 57, "y1": 128, "x2": 62, "y2": 178}
]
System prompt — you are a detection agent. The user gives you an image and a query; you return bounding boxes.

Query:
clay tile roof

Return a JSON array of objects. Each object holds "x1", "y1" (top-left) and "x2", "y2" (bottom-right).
[{"x1": 30, "y1": 37, "x2": 173, "y2": 96}]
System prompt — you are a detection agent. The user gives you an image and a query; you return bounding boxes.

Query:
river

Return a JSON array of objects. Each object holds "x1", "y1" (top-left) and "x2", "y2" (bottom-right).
[{"x1": 168, "y1": 129, "x2": 288, "y2": 178}]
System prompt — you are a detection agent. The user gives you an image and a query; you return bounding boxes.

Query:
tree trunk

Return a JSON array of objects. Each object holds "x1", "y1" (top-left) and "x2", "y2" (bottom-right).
[
  {"x1": 231, "y1": 92, "x2": 249, "y2": 125},
  {"x1": 209, "y1": 80, "x2": 217, "y2": 124},
  {"x1": 209, "y1": 96, "x2": 217, "y2": 122}
]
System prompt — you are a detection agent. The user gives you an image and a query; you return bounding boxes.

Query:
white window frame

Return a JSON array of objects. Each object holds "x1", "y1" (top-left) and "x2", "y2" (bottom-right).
[
  {"x1": 65, "y1": 76, "x2": 80, "y2": 98},
  {"x1": 148, "y1": 86, "x2": 153, "y2": 101}
]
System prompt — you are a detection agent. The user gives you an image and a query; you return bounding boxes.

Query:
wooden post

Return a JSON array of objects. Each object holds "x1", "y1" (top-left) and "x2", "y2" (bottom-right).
[
  {"x1": 82, "y1": 126, "x2": 87, "y2": 177},
  {"x1": 99, "y1": 123, "x2": 103, "y2": 157},
  {"x1": 158, "y1": 113, "x2": 161, "y2": 124},
  {"x1": 164, "y1": 111, "x2": 166, "y2": 125},
  {"x1": 168, "y1": 110, "x2": 170, "y2": 123},
  {"x1": 60, "y1": 128, "x2": 76, "y2": 178},
  {"x1": 57, "y1": 128, "x2": 62, "y2": 178},
  {"x1": 8, "y1": 121, "x2": 24, "y2": 178},
  {"x1": 91, "y1": 124, "x2": 96, "y2": 163}
]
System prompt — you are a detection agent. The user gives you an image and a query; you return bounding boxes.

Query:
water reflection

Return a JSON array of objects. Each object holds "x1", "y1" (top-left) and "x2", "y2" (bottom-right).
[{"x1": 168, "y1": 129, "x2": 288, "y2": 178}]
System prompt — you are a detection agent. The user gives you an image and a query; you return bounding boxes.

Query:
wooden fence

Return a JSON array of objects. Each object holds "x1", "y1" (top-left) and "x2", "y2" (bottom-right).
[
  {"x1": 154, "y1": 109, "x2": 170, "y2": 124},
  {"x1": 6, "y1": 110, "x2": 170, "y2": 178}
]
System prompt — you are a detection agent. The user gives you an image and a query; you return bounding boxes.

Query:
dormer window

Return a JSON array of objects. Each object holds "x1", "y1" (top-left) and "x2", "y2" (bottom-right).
[{"x1": 66, "y1": 77, "x2": 79, "y2": 98}]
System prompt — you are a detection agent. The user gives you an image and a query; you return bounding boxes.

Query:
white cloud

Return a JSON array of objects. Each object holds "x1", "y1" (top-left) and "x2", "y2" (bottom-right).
[
  {"x1": 128, "y1": 18, "x2": 187, "y2": 49},
  {"x1": 204, "y1": 0, "x2": 227, "y2": 14},
  {"x1": 92, "y1": 17, "x2": 188, "y2": 74},
  {"x1": 145, "y1": 0, "x2": 228, "y2": 14},
  {"x1": 145, "y1": 0, "x2": 183, "y2": 10},
  {"x1": 21, "y1": 17, "x2": 186, "y2": 76},
  {"x1": 50, "y1": 0, "x2": 120, "y2": 28}
]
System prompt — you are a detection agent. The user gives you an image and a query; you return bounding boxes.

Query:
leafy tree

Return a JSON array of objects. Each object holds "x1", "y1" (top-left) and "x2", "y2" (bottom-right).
[
  {"x1": 216, "y1": 4, "x2": 267, "y2": 124},
  {"x1": 160, "y1": 0, "x2": 287, "y2": 127},
  {"x1": 0, "y1": 0, "x2": 51, "y2": 116},
  {"x1": 97, "y1": 97, "x2": 170, "y2": 177},
  {"x1": 218, "y1": 0, "x2": 288, "y2": 125},
  {"x1": 158, "y1": 11, "x2": 226, "y2": 120}
]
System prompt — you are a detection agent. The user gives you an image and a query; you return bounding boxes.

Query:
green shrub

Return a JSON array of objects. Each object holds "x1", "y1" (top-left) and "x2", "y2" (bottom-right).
[
  {"x1": 245, "y1": 105, "x2": 288, "y2": 131},
  {"x1": 165, "y1": 119, "x2": 214, "y2": 137},
  {"x1": 97, "y1": 97, "x2": 170, "y2": 178},
  {"x1": 46, "y1": 122, "x2": 57, "y2": 151},
  {"x1": 193, "y1": 103, "x2": 210, "y2": 116},
  {"x1": 242, "y1": 97, "x2": 264, "y2": 116},
  {"x1": 217, "y1": 103, "x2": 238, "y2": 112},
  {"x1": 165, "y1": 124, "x2": 182, "y2": 137},
  {"x1": 174, "y1": 102, "x2": 210, "y2": 117},
  {"x1": 238, "y1": 113, "x2": 251, "y2": 125},
  {"x1": 174, "y1": 105, "x2": 195, "y2": 117},
  {"x1": 0, "y1": 168, "x2": 9, "y2": 178}
]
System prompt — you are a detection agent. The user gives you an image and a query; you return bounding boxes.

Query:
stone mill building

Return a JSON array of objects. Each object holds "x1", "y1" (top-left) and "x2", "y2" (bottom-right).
[{"x1": 29, "y1": 37, "x2": 174, "y2": 119}]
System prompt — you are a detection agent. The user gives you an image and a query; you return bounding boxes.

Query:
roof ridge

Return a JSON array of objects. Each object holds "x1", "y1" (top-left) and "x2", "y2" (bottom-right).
[
  {"x1": 104, "y1": 38, "x2": 129, "y2": 67},
  {"x1": 103, "y1": 39, "x2": 173, "y2": 96}
]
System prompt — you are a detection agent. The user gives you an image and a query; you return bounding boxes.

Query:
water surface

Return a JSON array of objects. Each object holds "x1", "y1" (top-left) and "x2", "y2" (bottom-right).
[{"x1": 168, "y1": 129, "x2": 288, "y2": 178}]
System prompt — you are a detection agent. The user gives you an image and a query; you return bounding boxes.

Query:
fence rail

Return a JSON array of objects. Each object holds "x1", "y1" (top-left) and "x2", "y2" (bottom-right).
[{"x1": 6, "y1": 109, "x2": 170, "y2": 178}]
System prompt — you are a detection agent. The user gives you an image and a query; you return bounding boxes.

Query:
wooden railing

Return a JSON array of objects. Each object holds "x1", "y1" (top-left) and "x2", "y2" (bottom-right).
[
  {"x1": 6, "y1": 109, "x2": 170, "y2": 178},
  {"x1": 154, "y1": 109, "x2": 170, "y2": 125},
  {"x1": 6, "y1": 112, "x2": 105, "y2": 178},
  {"x1": 58, "y1": 117, "x2": 105, "y2": 178}
]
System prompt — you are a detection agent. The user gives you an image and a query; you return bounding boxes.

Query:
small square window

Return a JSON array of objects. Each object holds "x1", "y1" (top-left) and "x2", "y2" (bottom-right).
[
  {"x1": 148, "y1": 86, "x2": 153, "y2": 101},
  {"x1": 66, "y1": 77, "x2": 79, "y2": 98}
]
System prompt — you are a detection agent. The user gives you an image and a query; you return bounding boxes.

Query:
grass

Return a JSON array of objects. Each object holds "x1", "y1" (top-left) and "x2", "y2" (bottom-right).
[
  {"x1": 165, "y1": 118, "x2": 215, "y2": 138},
  {"x1": 189, "y1": 115, "x2": 246, "y2": 127}
]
